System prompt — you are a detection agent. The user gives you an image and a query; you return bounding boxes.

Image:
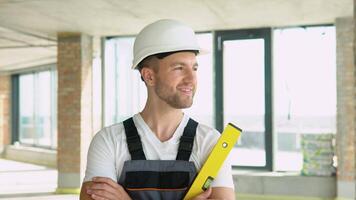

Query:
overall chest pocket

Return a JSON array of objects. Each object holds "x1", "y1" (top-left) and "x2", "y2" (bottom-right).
[{"x1": 125, "y1": 171, "x2": 191, "y2": 191}]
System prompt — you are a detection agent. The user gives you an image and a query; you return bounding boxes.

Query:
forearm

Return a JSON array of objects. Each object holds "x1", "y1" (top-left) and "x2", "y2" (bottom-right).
[{"x1": 210, "y1": 187, "x2": 235, "y2": 200}]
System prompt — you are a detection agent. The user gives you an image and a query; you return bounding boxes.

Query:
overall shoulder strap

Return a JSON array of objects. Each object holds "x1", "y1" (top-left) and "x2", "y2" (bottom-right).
[
  {"x1": 176, "y1": 118, "x2": 198, "y2": 161},
  {"x1": 123, "y1": 117, "x2": 146, "y2": 160}
]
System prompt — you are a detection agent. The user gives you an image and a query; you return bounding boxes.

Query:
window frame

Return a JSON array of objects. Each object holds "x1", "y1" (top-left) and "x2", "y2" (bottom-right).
[
  {"x1": 11, "y1": 64, "x2": 57, "y2": 149},
  {"x1": 214, "y1": 28, "x2": 273, "y2": 170}
]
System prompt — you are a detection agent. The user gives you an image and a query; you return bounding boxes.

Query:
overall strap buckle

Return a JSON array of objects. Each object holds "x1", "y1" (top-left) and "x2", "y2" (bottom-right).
[{"x1": 176, "y1": 118, "x2": 198, "y2": 161}]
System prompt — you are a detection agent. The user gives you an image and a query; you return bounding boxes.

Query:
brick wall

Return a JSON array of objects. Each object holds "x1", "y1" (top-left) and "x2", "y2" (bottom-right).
[
  {"x1": 336, "y1": 17, "x2": 355, "y2": 182},
  {"x1": 336, "y1": 17, "x2": 356, "y2": 199},
  {"x1": 0, "y1": 74, "x2": 11, "y2": 155},
  {"x1": 57, "y1": 33, "x2": 92, "y2": 189}
]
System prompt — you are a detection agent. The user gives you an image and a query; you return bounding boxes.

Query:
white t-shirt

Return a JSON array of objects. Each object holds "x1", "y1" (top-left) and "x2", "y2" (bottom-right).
[{"x1": 83, "y1": 113, "x2": 234, "y2": 189}]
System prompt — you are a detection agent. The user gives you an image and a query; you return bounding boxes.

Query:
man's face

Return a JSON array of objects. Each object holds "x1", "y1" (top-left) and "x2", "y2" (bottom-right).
[{"x1": 153, "y1": 52, "x2": 198, "y2": 109}]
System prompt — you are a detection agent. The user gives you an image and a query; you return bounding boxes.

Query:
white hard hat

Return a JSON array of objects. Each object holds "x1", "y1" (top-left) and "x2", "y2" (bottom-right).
[{"x1": 132, "y1": 19, "x2": 202, "y2": 69}]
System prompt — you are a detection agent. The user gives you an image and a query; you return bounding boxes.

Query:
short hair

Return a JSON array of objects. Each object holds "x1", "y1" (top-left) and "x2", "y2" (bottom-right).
[{"x1": 137, "y1": 55, "x2": 157, "y2": 72}]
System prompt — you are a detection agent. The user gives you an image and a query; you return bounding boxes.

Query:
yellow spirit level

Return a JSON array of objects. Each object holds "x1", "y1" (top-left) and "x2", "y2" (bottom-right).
[{"x1": 183, "y1": 123, "x2": 242, "y2": 200}]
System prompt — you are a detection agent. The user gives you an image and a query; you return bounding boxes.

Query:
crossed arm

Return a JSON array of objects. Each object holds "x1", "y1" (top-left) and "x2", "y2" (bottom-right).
[{"x1": 79, "y1": 177, "x2": 235, "y2": 200}]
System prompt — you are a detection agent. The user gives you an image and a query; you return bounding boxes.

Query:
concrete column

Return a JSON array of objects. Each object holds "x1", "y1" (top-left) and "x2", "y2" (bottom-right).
[
  {"x1": 0, "y1": 74, "x2": 11, "y2": 155},
  {"x1": 57, "y1": 33, "x2": 93, "y2": 193},
  {"x1": 336, "y1": 17, "x2": 356, "y2": 200},
  {"x1": 354, "y1": 1, "x2": 356, "y2": 198}
]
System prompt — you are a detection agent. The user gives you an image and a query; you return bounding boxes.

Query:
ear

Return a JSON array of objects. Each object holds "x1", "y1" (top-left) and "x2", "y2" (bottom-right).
[{"x1": 141, "y1": 67, "x2": 155, "y2": 86}]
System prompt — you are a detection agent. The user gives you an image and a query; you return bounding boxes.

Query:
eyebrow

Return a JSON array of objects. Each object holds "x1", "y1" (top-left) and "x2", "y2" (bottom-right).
[{"x1": 170, "y1": 62, "x2": 199, "y2": 67}]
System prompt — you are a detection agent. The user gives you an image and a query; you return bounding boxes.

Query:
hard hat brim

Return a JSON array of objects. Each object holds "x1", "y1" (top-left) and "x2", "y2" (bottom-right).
[{"x1": 132, "y1": 48, "x2": 210, "y2": 70}]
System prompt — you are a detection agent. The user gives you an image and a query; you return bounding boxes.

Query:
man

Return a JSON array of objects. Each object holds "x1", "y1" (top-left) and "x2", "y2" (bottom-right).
[{"x1": 80, "y1": 19, "x2": 235, "y2": 200}]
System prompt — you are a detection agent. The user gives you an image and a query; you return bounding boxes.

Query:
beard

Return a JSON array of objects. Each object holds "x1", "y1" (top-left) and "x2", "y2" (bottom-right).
[{"x1": 154, "y1": 79, "x2": 195, "y2": 109}]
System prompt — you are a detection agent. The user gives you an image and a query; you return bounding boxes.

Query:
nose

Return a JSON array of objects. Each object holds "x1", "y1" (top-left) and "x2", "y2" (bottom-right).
[{"x1": 184, "y1": 67, "x2": 197, "y2": 83}]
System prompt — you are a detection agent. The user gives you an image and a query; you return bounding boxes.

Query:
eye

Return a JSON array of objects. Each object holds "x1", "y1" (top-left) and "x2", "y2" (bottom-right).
[
  {"x1": 173, "y1": 66, "x2": 183, "y2": 70},
  {"x1": 193, "y1": 66, "x2": 198, "y2": 71}
]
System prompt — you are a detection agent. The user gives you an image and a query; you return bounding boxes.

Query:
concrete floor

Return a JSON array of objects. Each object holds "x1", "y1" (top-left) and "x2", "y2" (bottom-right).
[{"x1": 0, "y1": 158, "x2": 78, "y2": 200}]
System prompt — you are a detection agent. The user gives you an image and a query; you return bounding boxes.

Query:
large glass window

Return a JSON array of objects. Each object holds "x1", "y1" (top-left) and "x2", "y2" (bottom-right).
[
  {"x1": 224, "y1": 39, "x2": 266, "y2": 167},
  {"x1": 19, "y1": 74, "x2": 35, "y2": 145},
  {"x1": 104, "y1": 37, "x2": 146, "y2": 126},
  {"x1": 18, "y1": 68, "x2": 57, "y2": 149},
  {"x1": 273, "y1": 26, "x2": 336, "y2": 171},
  {"x1": 215, "y1": 26, "x2": 335, "y2": 170},
  {"x1": 215, "y1": 29, "x2": 272, "y2": 169},
  {"x1": 104, "y1": 33, "x2": 214, "y2": 126}
]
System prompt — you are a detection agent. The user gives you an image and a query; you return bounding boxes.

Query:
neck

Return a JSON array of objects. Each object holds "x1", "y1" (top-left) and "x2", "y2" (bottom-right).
[{"x1": 140, "y1": 96, "x2": 184, "y2": 142}]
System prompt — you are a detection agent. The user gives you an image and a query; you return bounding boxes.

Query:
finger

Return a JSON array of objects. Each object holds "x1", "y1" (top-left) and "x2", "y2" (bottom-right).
[
  {"x1": 90, "y1": 190, "x2": 116, "y2": 200},
  {"x1": 92, "y1": 177, "x2": 121, "y2": 189},
  {"x1": 90, "y1": 183, "x2": 114, "y2": 191},
  {"x1": 201, "y1": 187, "x2": 212, "y2": 197},
  {"x1": 89, "y1": 182, "x2": 132, "y2": 200},
  {"x1": 96, "y1": 189, "x2": 131, "y2": 200},
  {"x1": 88, "y1": 183, "x2": 117, "y2": 197},
  {"x1": 92, "y1": 177, "x2": 127, "y2": 194},
  {"x1": 91, "y1": 193, "x2": 107, "y2": 200},
  {"x1": 193, "y1": 187, "x2": 212, "y2": 200}
]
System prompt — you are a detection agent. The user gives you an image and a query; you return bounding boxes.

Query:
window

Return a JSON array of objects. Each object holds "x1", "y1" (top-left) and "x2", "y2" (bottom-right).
[
  {"x1": 215, "y1": 26, "x2": 335, "y2": 170},
  {"x1": 104, "y1": 37, "x2": 146, "y2": 126},
  {"x1": 215, "y1": 29, "x2": 272, "y2": 169},
  {"x1": 104, "y1": 33, "x2": 214, "y2": 126},
  {"x1": 14, "y1": 66, "x2": 57, "y2": 149},
  {"x1": 273, "y1": 26, "x2": 336, "y2": 171},
  {"x1": 224, "y1": 39, "x2": 267, "y2": 167},
  {"x1": 92, "y1": 52, "x2": 102, "y2": 134}
]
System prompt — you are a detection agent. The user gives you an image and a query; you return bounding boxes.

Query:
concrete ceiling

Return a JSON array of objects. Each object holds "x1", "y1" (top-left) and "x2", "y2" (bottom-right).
[{"x1": 0, "y1": 0, "x2": 353, "y2": 72}]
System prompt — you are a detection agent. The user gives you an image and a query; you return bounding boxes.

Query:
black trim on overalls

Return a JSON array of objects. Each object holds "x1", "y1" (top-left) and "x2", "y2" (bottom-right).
[
  {"x1": 176, "y1": 118, "x2": 198, "y2": 161},
  {"x1": 123, "y1": 118, "x2": 146, "y2": 160},
  {"x1": 123, "y1": 117, "x2": 198, "y2": 161}
]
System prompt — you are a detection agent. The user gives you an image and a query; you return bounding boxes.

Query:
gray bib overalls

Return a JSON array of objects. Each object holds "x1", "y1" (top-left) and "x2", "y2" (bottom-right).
[{"x1": 118, "y1": 117, "x2": 198, "y2": 200}]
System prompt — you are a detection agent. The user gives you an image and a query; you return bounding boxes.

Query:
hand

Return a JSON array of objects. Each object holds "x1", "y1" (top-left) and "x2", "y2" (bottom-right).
[
  {"x1": 192, "y1": 187, "x2": 214, "y2": 200},
  {"x1": 86, "y1": 177, "x2": 132, "y2": 200}
]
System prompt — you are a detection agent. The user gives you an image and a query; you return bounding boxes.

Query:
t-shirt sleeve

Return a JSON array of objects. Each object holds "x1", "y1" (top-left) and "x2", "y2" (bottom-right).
[
  {"x1": 83, "y1": 129, "x2": 117, "y2": 183},
  {"x1": 202, "y1": 130, "x2": 235, "y2": 189},
  {"x1": 210, "y1": 152, "x2": 234, "y2": 189}
]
